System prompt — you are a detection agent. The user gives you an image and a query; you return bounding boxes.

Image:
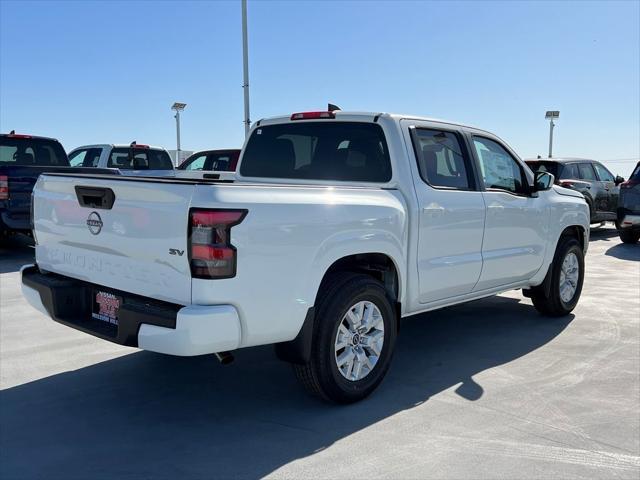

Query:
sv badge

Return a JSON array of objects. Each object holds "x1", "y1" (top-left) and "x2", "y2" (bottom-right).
[{"x1": 169, "y1": 248, "x2": 184, "y2": 256}]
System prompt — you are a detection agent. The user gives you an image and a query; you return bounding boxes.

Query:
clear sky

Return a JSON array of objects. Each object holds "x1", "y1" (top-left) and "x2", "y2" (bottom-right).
[{"x1": 1, "y1": 0, "x2": 638, "y2": 174}]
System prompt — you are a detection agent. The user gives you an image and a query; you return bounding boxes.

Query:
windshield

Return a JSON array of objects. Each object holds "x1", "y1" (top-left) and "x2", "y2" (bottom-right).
[
  {"x1": 0, "y1": 137, "x2": 68, "y2": 166},
  {"x1": 107, "y1": 148, "x2": 173, "y2": 170},
  {"x1": 240, "y1": 122, "x2": 391, "y2": 182}
]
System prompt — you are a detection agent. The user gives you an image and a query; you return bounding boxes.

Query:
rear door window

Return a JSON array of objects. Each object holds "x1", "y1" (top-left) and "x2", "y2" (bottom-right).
[
  {"x1": 108, "y1": 148, "x2": 173, "y2": 170},
  {"x1": 578, "y1": 163, "x2": 597, "y2": 181},
  {"x1": 0, "y1": 137, "x2": 68, "y2": 166},
  {"x1": 240, "y1": 122, "x2": 391, "y2": 182},
  {"x1": 560, "y1": 163, "x2": 578, "y2": 180},
  {"x1": 411, "y1": 128, "x2": 473, "y2": 190}
]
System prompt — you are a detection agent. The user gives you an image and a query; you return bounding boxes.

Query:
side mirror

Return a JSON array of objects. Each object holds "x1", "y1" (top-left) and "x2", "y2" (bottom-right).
[
  {"x1": 615, "y1": 175, "x2": 625, "y2": 185},
  {"x1": 534, "y1": 171, "x2": 554, "y2": 192}
]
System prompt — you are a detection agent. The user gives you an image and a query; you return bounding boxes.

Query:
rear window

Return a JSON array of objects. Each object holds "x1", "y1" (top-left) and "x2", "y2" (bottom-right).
[
  {"x1": 0, "y1": 137, "x2": 68, "y2": 166},
  {"x1": 240, "y1": 122, "x2": 391, "y2": 182},
  {"x1": 107, "y1": 148, "x2": 173, "y2": 170}
]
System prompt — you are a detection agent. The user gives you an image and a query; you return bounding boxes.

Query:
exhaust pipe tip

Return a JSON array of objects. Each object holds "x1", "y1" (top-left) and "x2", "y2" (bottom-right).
[{"x1": 214, "y1": 351, "x2": 234, "y2": 365}]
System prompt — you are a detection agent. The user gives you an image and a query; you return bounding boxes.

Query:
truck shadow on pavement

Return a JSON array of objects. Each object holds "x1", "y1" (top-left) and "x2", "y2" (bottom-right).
[
  {"x1": 0, "y1": 295, "x2": 572, "y2": 479},
  {"x1": 0, "y1": 235, "x2": 34, "y2": 274},
  {"x1": 605, "y1": 243, "x2": 640, "y2": 261}
]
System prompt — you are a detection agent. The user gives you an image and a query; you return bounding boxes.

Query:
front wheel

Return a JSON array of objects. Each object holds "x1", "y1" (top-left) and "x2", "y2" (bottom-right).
[
  {"x1": 530, "y1": 236, "x2": 585, "y2": 317},
  {"x1": 293, "y1": 273, "x2": 397, "y2": 404}
]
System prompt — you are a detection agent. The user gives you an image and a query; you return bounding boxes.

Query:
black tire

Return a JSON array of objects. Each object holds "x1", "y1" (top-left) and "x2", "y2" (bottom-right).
[
  {"x1": 293, "y1": 272, "x2": 397, "y2": 404},
  {"x1": 530, "y1": 236, "x2": 584, "y2": 317},
  {"x1": 618, "y1": 229, "x2": 640, "y2": 244}
]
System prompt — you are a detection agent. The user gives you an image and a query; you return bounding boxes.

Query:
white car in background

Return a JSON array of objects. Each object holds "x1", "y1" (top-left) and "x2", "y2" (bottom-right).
[{"x1": 68, "y1": 142, "x2": 175, "y2": 176}]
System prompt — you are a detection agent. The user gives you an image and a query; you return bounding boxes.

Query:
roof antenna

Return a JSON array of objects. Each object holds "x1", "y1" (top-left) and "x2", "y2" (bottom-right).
[
  {"x1": 328, "y1": 103, "x2": 341, "y2": 112},
  {"x1": 130, "y1": 141, "x2": 137, "y2": 147},
  {"x1": 9, "y1": 130, "x2": 15, "y2": 135}
]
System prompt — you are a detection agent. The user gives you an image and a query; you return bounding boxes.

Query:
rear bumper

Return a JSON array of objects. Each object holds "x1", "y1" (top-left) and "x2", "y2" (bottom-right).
[
  {"x1": 619, "y1": 214, "x2": 640, "y2": 230},
  {"x1": 1, "y1": 210, "x2": 30, "y2": 233},
  {"x1": 21, "y1": 265, "x2": 241, "y2": 356}
]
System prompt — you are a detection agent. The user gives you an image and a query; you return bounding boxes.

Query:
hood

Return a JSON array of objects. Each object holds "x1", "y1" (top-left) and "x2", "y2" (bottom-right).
[{"x1": 552, "y1": 184, "x2": 585, "y2": 199}]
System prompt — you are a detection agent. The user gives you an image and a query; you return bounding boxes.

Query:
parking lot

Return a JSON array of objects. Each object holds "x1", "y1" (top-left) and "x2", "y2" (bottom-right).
[{"x1": 0, "y1": 229, "x2": 638, "y2": 479}]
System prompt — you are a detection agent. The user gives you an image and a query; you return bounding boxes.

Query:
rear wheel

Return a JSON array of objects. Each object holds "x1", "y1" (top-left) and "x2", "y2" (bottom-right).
[
  {"x1": 530, "y1": 236, "x2": 584, "y2": 317},
  {"x1": 293, "y1": 273, "x2": 397, "y2": 403},
  {"x1": 618, "y1": 229, "x2": 640, "y2": 244}
]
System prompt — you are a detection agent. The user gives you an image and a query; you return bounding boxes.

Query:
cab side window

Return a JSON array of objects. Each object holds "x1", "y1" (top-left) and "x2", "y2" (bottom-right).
[
  {"x1": 472, "y1": 137, "x2": 528, "y2": 195},
  {"x1": 412, "y1": 128, "x2": 472, "y2": 190},
  {"x1": 183, "y1": 154, "x2": 207, "y2": 170},
  {"x1": 593, "y1": 163, "x2": 615, "y2": 182},
  {"x1": 578, "y1": 163, "x2": 597, "y2": 181}
]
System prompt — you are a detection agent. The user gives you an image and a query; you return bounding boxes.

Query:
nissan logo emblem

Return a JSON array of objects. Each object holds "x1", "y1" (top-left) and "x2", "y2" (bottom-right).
[{"x1": 86, "y1": 211, "x2": 103, "y2": 235}]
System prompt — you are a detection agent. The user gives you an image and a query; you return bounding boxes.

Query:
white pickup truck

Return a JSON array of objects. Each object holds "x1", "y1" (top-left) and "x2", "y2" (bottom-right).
[
  {"x1": 68, "y1": 142, "x2": 175, "y2": 176},
  {"x1": 22, "y1": 111, "x2": 589, "y2": 403}
]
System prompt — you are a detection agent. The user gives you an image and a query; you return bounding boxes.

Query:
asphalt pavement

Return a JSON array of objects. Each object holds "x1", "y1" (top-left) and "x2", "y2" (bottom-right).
[{"x1": 0, "y1": 229, "x2": 638, "y2": 479}]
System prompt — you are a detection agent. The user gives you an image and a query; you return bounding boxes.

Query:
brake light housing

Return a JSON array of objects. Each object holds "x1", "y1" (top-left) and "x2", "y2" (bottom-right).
[
  {"x1": 290, "y1": 111, "x2": 335, "y2": 120},
  {"x1": 188, "y1": 209, "x2": 247, "y2": 279},
  {"x1": 0, "y1": 175, "x2": 8, "y2": 200},
  {"x1": 621, "y1": 180, "x2": 639, "y2": 189},
  {"x1": 560, "y1": 180, "x2": 575, "y2": 188}
]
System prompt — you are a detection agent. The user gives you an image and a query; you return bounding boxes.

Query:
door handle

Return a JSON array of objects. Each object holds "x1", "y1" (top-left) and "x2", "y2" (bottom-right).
[{"x1": 423, "y1": 205, "x2": 445, "y2": 216}]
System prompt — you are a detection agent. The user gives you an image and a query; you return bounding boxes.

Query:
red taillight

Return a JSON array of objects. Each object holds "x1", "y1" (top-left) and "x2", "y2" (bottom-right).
[
  {"x1": 560, "y1": 181, "x2": 575, "y2": 188},
  {"x1": 290, "y1": 111, "x2": 335, "y2": 120},
  {"x1": 189, "y1": 209, "x2": 247, "y2": 279},
  {"x1": 132, "y1": 144, "x2": 149, "y2": 149},
  {"x1": 0, "y1": 175, "x2": 8, "y2": 200},
  {"x1": 621, "y1": 180, "x2": 639, "y2": 189},
  {"x1": 7, "y1": 133, "x2": 31, "y2": 139}
]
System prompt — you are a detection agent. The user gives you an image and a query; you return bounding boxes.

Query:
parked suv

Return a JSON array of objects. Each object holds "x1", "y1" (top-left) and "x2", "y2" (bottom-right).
[
  {"x1": 68, "y1": 143, "x2": 175, "y2": 176},
  {"x1": 525, "y1": 158, "x2": 624, "y2": 224},
  {"x1": 23, "y1": 111, "x2": 589, "y2": 403},
  {"x1": 177, "y1": 149, "x2": 241, "y2": 172},
  {"x1": 617, "y1": 162, "x2": 640, "y2": 244}
]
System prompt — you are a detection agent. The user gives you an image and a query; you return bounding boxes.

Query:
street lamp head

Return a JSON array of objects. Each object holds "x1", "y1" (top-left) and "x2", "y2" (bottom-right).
[
  {"x1": 171, "y1": 102, "x2": 187, "y2": 111},
  {"x1": 545, "y1": 110, "x2": 559, "y2": 119}
]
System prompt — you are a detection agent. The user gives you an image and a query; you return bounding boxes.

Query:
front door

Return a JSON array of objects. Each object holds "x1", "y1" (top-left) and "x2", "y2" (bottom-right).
[
  {"x1": 470, "y1": 136, "x2": 548, "y2": 291},
  {"x1": 404, "y1": 123, "x2": 486, "y2": 304}
]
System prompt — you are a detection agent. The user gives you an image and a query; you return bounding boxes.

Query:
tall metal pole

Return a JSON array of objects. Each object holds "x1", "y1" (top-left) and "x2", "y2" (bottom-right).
[
  {"x1": 175, "y1": 110, "x2": 181, "y2": 156},
  {"x1": 548, "y1": 118, "x2": 554, "y2": 158},
  {"x1": 242, "y1": 0, "x2": 251, "y2": 137}
]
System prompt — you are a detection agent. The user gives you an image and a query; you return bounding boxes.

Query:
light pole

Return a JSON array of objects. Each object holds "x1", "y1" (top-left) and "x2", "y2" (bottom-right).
[
  {"x1": 172, "y1": 102, "x2": 187, "y2": 165},
  {"x1": 241, "y1": 0, "x2": 250, "y2": 137},
  {"x1": 545, "y1": 110, "x2": 559, "y2": 158}
]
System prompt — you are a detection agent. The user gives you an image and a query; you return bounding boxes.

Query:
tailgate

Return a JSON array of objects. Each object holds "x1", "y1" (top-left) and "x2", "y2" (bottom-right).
[{"x1": 33, "y1": 174, "x2": 195, "y2": 305}]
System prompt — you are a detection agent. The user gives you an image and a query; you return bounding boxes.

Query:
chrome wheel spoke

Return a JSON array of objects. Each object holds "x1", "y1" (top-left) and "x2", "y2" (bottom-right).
[{"x1": 362, "y1": 330, "x2": 384, "y2": 356}]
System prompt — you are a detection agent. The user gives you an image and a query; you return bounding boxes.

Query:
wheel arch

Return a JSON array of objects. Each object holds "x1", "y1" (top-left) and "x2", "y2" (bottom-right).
[{"x1": 275, "y1": 251, "x2": 403, "y2": 364}]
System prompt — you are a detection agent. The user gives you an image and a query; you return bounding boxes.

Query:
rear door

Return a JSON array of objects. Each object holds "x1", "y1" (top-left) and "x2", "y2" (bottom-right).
[
  {"x1": 33, "y1": 175, "x2": 195, "y2": 305},
  {"x1": 592, "y1": 162, "x2": 618, "y2": 215},
  {"x1": 402, "y1": 121, "x2": 486, "y2": 304},
  {"x1": 577, "y1": 162, "x2": 607, "y2": 218}
]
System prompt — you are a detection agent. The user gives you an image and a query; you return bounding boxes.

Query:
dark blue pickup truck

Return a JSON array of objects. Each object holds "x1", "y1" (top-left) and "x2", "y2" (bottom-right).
[{"x1": 1, "y1": 132, "x2": 117, "y2": 239}]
